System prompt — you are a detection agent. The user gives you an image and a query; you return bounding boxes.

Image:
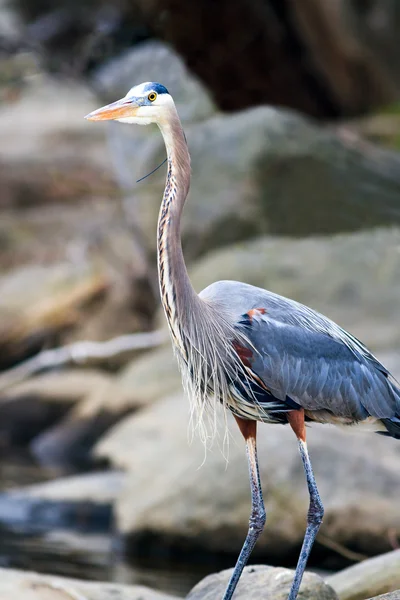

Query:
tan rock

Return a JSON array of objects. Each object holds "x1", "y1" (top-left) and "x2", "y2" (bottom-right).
[
  {"x1": 186, "y1": 565, "x2": 338, "y2": 600},
  {"x1": 3, "y1": 370, "x2": 113, "y2": 405},
  {"x1": 367, "y1": 592, "x2": 400, "y2": 600},
  {"x1": 327, "y1": 549, "x2": 400, "y2": 600},
  {"x1": 95, "y1": 393, "x2": 400, "y2": 559},
  {"x1": 0, "y1": 567, "x2": 178, "y2": 600}
]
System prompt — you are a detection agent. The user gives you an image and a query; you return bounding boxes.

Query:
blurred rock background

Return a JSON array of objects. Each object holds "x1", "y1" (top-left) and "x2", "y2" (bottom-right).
[{"x1": 0, "y1": 0, "x2": 400, "y2": 598}]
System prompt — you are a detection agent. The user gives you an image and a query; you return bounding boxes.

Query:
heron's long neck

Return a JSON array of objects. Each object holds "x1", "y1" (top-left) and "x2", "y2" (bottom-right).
[{"x1": 157, "y1": 113, "x2": 199, "y2": 356}]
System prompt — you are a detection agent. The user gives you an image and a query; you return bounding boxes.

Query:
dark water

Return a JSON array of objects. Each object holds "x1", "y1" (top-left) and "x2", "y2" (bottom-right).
[{"x1": 0, "y1": 454, "x2": 217, "y2": 597}]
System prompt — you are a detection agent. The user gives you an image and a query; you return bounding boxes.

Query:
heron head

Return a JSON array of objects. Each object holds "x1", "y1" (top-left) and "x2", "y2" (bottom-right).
[{"x1": 85, "y1": 82, "x2": 172, "y2": 125}]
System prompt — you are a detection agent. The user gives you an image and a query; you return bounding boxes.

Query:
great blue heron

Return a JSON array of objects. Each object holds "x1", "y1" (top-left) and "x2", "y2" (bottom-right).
[{"x1": 85, "y1": 82, "x2": 400, "y2": 600}]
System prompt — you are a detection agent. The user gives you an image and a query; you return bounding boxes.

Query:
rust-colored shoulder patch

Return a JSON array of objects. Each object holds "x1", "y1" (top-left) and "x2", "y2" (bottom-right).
[
  {"x1": 233, "y1": 341, "x2": 253, "y2": 367},
  {"x1": 247, "y1": 307, "x2": 266, "y2": 321}
]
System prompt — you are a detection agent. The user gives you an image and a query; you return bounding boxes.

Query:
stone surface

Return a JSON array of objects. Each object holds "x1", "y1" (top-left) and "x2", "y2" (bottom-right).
[
  {"x1": 69, "y1": 343, "x2": 180, "y2": 420},
  {"x1": 0, "y1": 242, "x2": 153, "y2": 367},
  {"x1": 0, "y1": 471, "x2": 124, "y2": 533},
  {"x1": 25, "y1": 344, "x2": 177, "y2": 466},
  {"x1": 186, "y1": 565, "x2": 338, "y2": 600},
  {"x1": 9, "y1": 470, "x2": 125, "y2": 503},
  {"x1": 92, "y1": 40, "x2": 215, "y2": 123},
  {"x1": 95, "y1": 392, "x2": 400, "y2": 561},
  {"x1": 0, "y1": 567, "x2": 178, "y2": 600},
  {"x1": 367, "y1": 593, "x2": 400, "y2": 600},
  {"x1": 122, "y1": 106, "x2": 400, "y2": 261},
  {"x1": 327, "y1": 549, "x2": 400, "y2": 600},
  {"x1": 189, "y1": 228, "x2": 400, "y2": 353},
  {"x1": 0, "y1": 262, "x2": 108, "y2": 368},
  {"x1": 3, "y1": 370, "x2": 113, "y2": 405}
]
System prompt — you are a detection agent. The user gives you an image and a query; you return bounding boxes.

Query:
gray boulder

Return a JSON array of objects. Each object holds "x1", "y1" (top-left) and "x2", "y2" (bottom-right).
[
  {"x1": 0, "y1": 471, "x2": 124, "y2": 533},
  {"x1": 95, "y1": 392, "x2": 400, "y2": 560},
  {"x1": 367, "y1": 593, "x2": 400, "y2": 600},
  {"x1": 92, "y1": 40, "x2": 215, "y2": 123},
  {"x1": 116, "y1": 104, "x2": 400, "y2": 260},
  {"x1": 186, "y1": 565, "x2": 338, "y2": 600}
]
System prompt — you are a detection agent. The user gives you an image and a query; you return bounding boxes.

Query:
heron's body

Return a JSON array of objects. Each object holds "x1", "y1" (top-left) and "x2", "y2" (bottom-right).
[
  {"x1": 86, "y1": 82, "x2": 400, "y2": 600},
  {"x1": 201, "y1": 280, "x2": 400, "y2": 430}
]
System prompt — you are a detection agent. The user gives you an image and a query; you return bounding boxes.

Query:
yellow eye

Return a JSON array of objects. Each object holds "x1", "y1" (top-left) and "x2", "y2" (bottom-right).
[{"x1": 148, "y1": 92, "x2": 157, "y2": 102}]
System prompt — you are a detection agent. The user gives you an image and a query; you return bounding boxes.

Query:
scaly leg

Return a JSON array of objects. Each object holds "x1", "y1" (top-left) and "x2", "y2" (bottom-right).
[
  {"x1": 287, "y1": 410, "x2": 324, "y2": 600},
  {"x1": 222, "y1": 418, "x2": 266, "y2": 600}
]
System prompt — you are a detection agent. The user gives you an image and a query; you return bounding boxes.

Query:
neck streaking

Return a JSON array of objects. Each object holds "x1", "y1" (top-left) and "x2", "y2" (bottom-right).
[
  {"x1": 155, "y1": 107, "x2": 252, "y2": 442},
  {"x1": 157, "y1": 112, "x2": 197, "y2": 358}
]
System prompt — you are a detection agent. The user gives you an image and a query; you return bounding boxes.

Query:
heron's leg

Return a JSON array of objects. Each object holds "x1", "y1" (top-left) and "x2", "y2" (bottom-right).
[
  {"x1": 287, "y1": 410, "x2": 324, "y2": 600},
  {"x1": 222, "y1": 417, "x2": 266, "y2": 600}
]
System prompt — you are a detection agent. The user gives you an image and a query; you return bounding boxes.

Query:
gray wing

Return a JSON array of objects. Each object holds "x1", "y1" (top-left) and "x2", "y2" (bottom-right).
[{"x1": 235, "y1": 294, "x2": 400, "y2": 422}]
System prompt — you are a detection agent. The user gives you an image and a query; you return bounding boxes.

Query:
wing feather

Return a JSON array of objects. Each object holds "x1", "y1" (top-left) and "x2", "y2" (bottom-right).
[{"x1": 236, "y1": 310, "x2": 399, "y2": 422}]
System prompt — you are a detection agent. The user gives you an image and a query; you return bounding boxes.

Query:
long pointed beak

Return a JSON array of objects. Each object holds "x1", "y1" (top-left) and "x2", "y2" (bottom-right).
[{"x1": 85, "y1": 98, "x2": 138, "y2": 121}]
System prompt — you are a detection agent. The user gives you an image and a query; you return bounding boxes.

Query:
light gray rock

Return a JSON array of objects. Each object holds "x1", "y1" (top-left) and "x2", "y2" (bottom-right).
[
  {"x1": 26, "y1": 344, "x2": 179, "y2": 467},
  {"x1": 0, "y1": 567, "x2": 178, "y2": 600},
  {"x1": 92, "y1": 40, "x2": 215, "y2": 123},
  {"x1": 111, "y1": 344, "x2": 182, "y2": 408},
  {"x1": 189, "y1": 228, "x2": 400, "y2": 353},
  {"x1": 3, "y1": 369, "x2": 113, "y2": 404},
  {"x1": 7, "y1": 470, "x2": 125, "y2": 503},
  {"x1": 367, "y1": 592, "x2": 400, "y2": 600},
  {"x1": 95, "y1": 393, "x2": 400, "y2": 560},
  {"x1": 0, "y1": 471, "x2": 124, "y2": 533},
  {"x1": 115, "y1": 105, "x2": 400, "y2": 260},
  {"x1": 186, "y1": 565, "x2": 338, "y2": 600},
  {"x1": 327, "y1": 549, "x2": 400, "y2": 600}
]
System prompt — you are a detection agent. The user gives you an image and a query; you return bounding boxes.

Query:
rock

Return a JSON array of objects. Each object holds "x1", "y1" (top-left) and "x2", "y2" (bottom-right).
[
  {"x1": 0, "y1": 471, "x2": 123, "y2": 533},
  {"x1": 327, "y1": 549, "x2": 400, "y2": 600},
  {"x1": 0, "y1": 394, "x2": 72, "y2": 447},
  {"x1": 0, "y1": 567, "x2": 178, "y2": 600},
  {"x1": 9, "y1": 470, "x2": 125, "y2": 503},
  {"x1": 0, "y1": 365, "x2": 111, "y2": 450},
  {"x1": 189, "y1": 229, "x2": 400, "y2": 353},
  {"x1": 30, "y1": 409, "x2": 129, "y2": 468},
  {"x1": 10, "y1": 0, "x2": 150, "y2": 75},
  {"x1": 0, "y1": 74, "x2": 114, "y2": 212},
  {"x1": 0, "y1": 242, "x2": 155, "y2": 368},
  {"x1": 121, "y1": 106, "x2": 400, "y2": 260},
  {"x1": 75, "y1": 344, "x2": 181, "y2": 416},
  {"x1": 95, "y1": 393, "x2": 400, "y2": 563},
  {"x1": 367, "y1": 593, "x2": 400, "y2": 600},
  {"x1": 27, "y1": 343, "x2": 176, "y2": 466},
  {"x1": 106, "y1": 343, "x2": 181, "y2": 406},
  {"x1": 92, "y1": 40, "x2": 215, "y2": 123},
  {"x1": 3, "y1": 370, "x2": 113, "y2": 404},
  {"x1": 0, "y1": 262, "x2": 109, "y2": 368},
  {"x1": 186, "y1": 565, "x2": 338, "y2": 600}
]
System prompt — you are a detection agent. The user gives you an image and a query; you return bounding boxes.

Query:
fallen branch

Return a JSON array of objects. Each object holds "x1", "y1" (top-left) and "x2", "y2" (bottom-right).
[{"x1": 0, "y1": 330, "x2": 167, "y2": 393}]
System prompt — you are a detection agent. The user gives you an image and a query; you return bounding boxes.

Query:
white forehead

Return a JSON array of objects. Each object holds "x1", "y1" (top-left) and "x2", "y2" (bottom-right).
[{"x1": 125, "y1": 81, "x2": 171, "y2": 100}]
